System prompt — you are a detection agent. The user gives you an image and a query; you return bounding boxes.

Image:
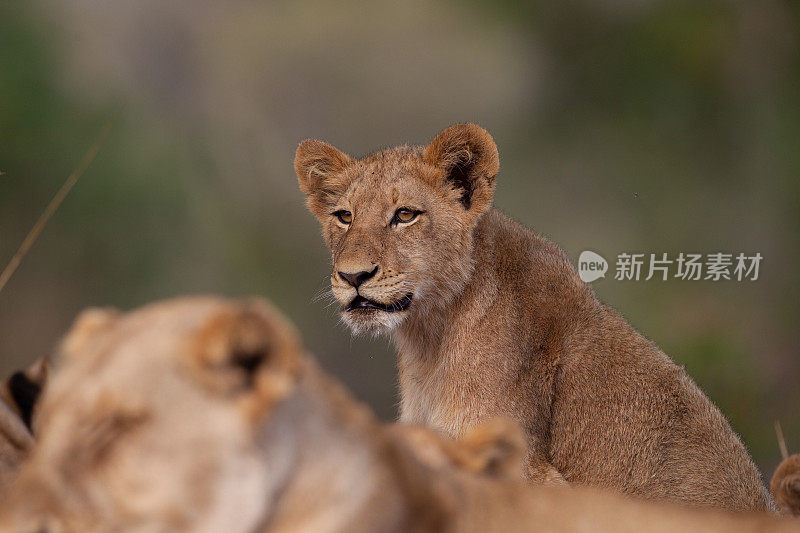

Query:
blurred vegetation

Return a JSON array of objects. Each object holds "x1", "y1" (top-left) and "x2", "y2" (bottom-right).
[{"x1": 1, "y1": 0, "x2": 797, "y2": 478}]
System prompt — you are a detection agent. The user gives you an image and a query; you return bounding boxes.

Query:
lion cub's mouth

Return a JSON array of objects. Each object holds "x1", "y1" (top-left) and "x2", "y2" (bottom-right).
[{"x1": 345, "y1": 294, "x2": 413, "y2": 313}]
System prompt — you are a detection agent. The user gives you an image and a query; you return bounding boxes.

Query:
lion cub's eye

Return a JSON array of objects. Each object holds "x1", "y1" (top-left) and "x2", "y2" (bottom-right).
[
  {"x1": 392, "y1": 208, "x2": 420, "y2": 225},
  {"x1": 333, "y1": 210, "x2": 352, "y2": 225}
]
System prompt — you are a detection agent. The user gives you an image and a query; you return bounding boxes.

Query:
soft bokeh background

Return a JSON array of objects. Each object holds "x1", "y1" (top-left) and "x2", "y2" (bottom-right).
[{"x1": 1, "y1": 0, "x2": 797, "y2": 478}]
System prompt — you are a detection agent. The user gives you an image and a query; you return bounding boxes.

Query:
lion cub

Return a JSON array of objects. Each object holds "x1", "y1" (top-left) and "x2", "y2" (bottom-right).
[
  {"x1": 295, "y1": 124, "x2": 772, "y2": 511},
  {"x1": 0, "y1": 297, "x2": 794, "y2": 532}
]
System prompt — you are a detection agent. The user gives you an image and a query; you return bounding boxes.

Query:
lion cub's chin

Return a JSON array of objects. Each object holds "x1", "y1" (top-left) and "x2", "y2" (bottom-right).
[{"x1": 341, "y1": 308, "x2": 408, "y2": 336}]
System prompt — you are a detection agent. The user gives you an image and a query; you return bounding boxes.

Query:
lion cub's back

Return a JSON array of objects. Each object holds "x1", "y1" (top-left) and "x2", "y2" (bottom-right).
[{"x1": 550, "y1": 302, "x2": 771, "y2": 511}]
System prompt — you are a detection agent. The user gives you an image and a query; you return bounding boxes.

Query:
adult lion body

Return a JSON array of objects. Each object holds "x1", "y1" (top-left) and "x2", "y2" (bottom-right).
[
  {"x1": 0, "y1": 296, "x2": 794, "y2": 532},
  {"x1": 295, "y1": 124, "x2": 772, "y2": 511}
]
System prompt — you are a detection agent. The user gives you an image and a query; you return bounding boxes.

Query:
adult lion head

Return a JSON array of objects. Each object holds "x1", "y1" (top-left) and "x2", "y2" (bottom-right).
[
  {"x1": 0, "y1": 296, "x2": 546, "y2": 533},
  {"x1": 294, "y1": 124, "x2": 498, "y2": 334},
  {"x1": 0, "y1": 297, "x2": 302, "y2": 532}
]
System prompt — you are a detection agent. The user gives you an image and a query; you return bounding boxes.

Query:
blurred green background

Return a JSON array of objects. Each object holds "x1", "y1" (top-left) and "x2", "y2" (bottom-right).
[{"x1": 1, "y1": 0, "x2": 797, "y2": 479}]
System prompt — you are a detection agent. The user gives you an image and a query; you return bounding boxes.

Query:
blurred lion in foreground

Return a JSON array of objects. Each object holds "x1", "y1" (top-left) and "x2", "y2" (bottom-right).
[
  {"x1": 772, "y1": 454, "x2": 800, "y2": 517},
  {"x1": 0, "y1": 357, "x2": 47, "y2": 487},
  {"x1": 0, "y1": 296, "x2": 796, "y2": 532}
]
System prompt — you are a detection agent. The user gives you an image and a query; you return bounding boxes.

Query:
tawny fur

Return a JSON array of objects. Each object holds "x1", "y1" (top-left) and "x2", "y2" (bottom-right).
[
  {"x1": 0, "y1": 296, "x2": 795, "y2": 532},
  {"x1": 0, "y1": 357, "x2": 48, "y2": 487},
  {"x1": 0, "y1": 398, "x2": 31, "y2": 489},
  {"x1": 295, "y1": 123, "x2": 773, "y2": 512},
  {"x1": 771, "y1": 455, "x2": 800, "y2": 517}
]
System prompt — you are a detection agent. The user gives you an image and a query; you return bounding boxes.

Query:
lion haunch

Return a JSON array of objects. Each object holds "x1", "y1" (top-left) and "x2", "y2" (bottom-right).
[{"x1": 296, "y1": 123, "x2": 773, "y2": 512}]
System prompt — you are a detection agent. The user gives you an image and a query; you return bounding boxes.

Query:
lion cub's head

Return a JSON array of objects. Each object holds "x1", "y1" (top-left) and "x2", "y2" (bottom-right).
[
  {"x1": 295, "y1": 124, "x2": 499, "y2": 335},
  {"x1": 0, "y1": 297, "x2": 302, "y2": 533}
]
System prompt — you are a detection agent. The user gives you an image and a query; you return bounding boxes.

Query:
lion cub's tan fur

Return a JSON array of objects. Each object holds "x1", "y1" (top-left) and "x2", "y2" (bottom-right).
[
  {"x1": 296, "y1": 124, "x2": 772, "y2": 511},
  {"x1": 0, "y1": 297, "x2": 794, "y2": 532}
]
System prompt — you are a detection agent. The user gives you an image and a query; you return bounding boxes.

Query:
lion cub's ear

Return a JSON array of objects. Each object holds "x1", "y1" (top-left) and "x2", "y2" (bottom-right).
[
  {"x1": 189, "y1": 299, "x2": 302, "y2": 422},
  {"x1": 423, "y1": 123, "x2": 499, "y2": 214},
  {"x1": 294, "y1": 139, "x2": 353, "y2": 216}
]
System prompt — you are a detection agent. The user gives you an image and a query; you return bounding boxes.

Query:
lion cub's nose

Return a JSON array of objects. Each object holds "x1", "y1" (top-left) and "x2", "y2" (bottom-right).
[{"x1": 338, "y1": 266, "x2": 378, "y2": 288}]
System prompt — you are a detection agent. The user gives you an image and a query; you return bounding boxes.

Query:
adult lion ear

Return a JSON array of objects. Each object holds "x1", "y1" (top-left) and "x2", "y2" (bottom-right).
[
  {"x1": 423, "y1": 124, "x2": 499, "y2": 214},
  {"x1": 771, "y1": 453, "x2": 800, "y2": 517},
  {"x1": 0, "y1": 357, "x2": 49, "y2": 433},
  {"x1": 294, "y1": 139, "x2": 353, "y2": 215},
  {"x1": 457, "y1": 418, "x2": 526, "y2": 478},
  {"x1": 189, "y1": 299, "x2": 302, "y2": 422},
  {"x1": 61, "y1": 307, "x2": 121, "y2": 360}
]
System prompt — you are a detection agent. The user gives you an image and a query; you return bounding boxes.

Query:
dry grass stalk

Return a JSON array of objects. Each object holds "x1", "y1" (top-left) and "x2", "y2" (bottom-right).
[{"x1": 0, "y1": 121, "x2": 113, "y2": 296}]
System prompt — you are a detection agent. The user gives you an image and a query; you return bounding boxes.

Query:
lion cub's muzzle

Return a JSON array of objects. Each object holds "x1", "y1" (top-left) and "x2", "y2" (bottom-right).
[
  {"x1": 337, "y1": 266, "x2": 378, "y2": 289},
  {"x1": 345, "y1": 293, "x2": 413, "y2": 313},
  {"x1": 330, "y1": 264, "x2": 414, "y2": 317}
]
